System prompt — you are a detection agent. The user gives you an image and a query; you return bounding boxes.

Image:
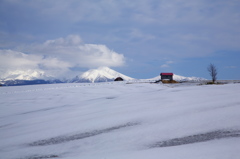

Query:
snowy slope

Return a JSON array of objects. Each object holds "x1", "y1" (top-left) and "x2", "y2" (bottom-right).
[
  {"x1": 71, "y1": 66, "x2": 134, "y2": 83},
  {"x1": 0, "y1": 82, "x2": 240, "y2": 159}
]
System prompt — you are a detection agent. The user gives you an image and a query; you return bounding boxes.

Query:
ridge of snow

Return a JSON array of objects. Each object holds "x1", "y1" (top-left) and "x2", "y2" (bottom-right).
[{"x1": 72, "y1": 67, "x2": 134, "y2": 83}]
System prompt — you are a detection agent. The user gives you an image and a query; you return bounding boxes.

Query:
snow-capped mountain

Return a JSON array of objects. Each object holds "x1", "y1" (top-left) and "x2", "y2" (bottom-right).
[
  {"x1": 0, "y1": 70, "x2": 63, "y2": 86},
  {"x1": 1, "y1": 70, "x2": 54, "y2": 81},
  {"x1": 149, "y1": 74, "x2": 206, "y2": 82},
  {"x1": 71, "y1": 67, "x2": 134, "y2": 83}
]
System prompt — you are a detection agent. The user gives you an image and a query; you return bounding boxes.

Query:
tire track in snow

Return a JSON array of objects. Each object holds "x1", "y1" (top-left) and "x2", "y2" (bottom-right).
[
  {"x1": 28, "y1": 122, "x2": 139, "y2": 146},
  {"x1": 150, "y1": 130, "x2": 240, "y2": 148},
  {"x1": 19, "y1": 154, "x2": 58, "y2": 159}
]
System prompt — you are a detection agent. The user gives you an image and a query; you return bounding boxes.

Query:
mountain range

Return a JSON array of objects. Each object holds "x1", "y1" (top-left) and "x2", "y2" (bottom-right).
[{"x1": 0, "y1": 67, "x2": 205, "y2": 86}]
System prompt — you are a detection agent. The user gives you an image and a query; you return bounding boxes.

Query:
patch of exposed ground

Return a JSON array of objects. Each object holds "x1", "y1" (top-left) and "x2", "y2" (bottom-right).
[
  {"x1": 150, "y1": 130, "x2": 240, "y2": 148},
  {"x1": 28, "y1": 122, "x2": 139, "y2": 146}
]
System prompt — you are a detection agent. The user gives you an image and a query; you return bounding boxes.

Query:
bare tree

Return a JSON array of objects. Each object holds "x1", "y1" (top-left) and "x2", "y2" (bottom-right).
[{"x1": 207, "y1": 63, "x2": 217, "y2": 83}]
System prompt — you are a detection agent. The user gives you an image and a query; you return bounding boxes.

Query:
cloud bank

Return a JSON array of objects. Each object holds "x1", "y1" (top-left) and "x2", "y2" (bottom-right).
[
  {"x1": 1, "y1": 0, "x2": 240, "y2": 58},
  {"x1": 0, "y1": 35, "x2": 125, "y2": 79}
]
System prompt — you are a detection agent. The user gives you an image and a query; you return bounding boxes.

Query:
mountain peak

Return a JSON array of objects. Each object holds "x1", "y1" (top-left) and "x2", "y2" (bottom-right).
[{"x1": 72, "y1": 67, "x2": 133, "y2": 83}]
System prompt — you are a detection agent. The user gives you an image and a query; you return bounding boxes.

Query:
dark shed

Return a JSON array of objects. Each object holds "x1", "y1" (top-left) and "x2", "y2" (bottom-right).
[{"x1": 114, "y1": 77, "x2": 124, "y2": 81}]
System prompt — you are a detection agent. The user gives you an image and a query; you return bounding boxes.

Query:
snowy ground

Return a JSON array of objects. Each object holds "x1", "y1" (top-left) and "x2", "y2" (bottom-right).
[{"x1": 0, "y1": 82, "x2": 240, "y2": 159}]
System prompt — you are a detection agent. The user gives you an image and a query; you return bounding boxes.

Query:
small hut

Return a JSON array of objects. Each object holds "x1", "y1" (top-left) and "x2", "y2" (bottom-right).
[
  {"x1": 114, "y1": 77, "x2": 124, "y2": 81},
  {"x1": 160, "y1": 73, "x2": 173, "y2": 81}
]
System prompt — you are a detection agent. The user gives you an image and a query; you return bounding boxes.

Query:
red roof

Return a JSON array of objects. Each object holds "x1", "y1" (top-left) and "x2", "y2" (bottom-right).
[{"x1": 160, "y1": 73, "x2": 173, "y2": 76}]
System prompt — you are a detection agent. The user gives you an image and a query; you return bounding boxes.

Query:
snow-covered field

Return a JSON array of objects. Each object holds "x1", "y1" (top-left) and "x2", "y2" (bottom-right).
[{"x1": 0, "y1": 82, "x2": 240, "y2": 159}]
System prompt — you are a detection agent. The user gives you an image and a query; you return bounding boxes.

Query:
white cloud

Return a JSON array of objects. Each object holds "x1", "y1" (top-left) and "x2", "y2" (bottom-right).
[
  {"x1": 130, "y1": 29, "x2": 155, "y2": 41},
  {"x1": 0, "y1": 50, "x2": 39, "y2": 69},
  {"x1": 0, "y1": 49, "x2": 71, "y2": 79},
  {"x1": 166, "y1": 61, "x2": 174, "y2": 64},
  {"x1": 43, "y1": 35, "x2": 83, "y2": 46},
  {"x1": 160, "y1": 64, "x2": 169, "y2": 68},
  {"x1": 225, "y1": 66, "x2": 237, "y2": 69},
  {"x1": 160, "y1": 60, "x2": 174, "y2": 68},
  {"x1": 0, "y1": 35, "x2": 125, "y2": 79},
  {"x1": 21, "y1": 35, "x2": 125, "y2": 68}
]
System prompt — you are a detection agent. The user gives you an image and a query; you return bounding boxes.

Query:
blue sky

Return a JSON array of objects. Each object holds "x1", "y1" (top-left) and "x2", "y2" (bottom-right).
[{"x1": 0, "y1": 0, "x2": 240, "y2": 80}]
